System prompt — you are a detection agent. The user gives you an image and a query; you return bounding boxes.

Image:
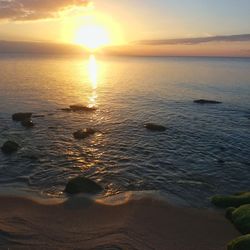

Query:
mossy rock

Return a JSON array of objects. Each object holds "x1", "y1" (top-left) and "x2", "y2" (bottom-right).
[
  {"x1": 228, "y1": 234, "x2": 250, "y2": 250},
  {"x1": 65, "y1": 176, "x2": 103, "y2": 195},
  {"x1": 211, "y1": 192, "x2": 250, "y2": 208},
  {"x1": 229, "y1": 204, "x2": 250, "y2": 234}
]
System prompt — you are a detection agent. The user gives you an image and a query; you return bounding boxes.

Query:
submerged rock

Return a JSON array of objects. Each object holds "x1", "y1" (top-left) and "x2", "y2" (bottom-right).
[
  {"x1": 1, "y1": 141, "x2": 20, "y2": 154},
  {"x1": 12, "y1": 112, "x2": 32, "y2": 121},
  {"x1": 65, "y1": 176, "x2": 103, "y2": 194},
  {"x1": 211, "y1": 192, "x2": 250, "y2": 208},
  {"x1": 228, "y1": 234, "x2": 250, "y2": 250},
  {"x1": 48, "y1": 126, "x2": 57, "y2": 130},
  {"x1": 144, "y1": 123, "x2": 166, "y2": 132},
  {"x1": 61, "y1": 108, "x2": 72, "y2": 112},
  {"x1": 21, "y1": 119, "x2": 35, "y2": 128},
  {"x1": 22, "y1": 154, "x2": 39, "y2": 161},
  {"x1": 218, "y1": 159, "x2": 225, "y2": 164},
  {"x1": 69, "y1": 105, "x2": 97, "y2": 112},
  {"x1": 194, "y1": 99, "x2": 222, "y2": 104},
  {"x1": 73, "y1": 128, "x2": 97, "y2": 139}
]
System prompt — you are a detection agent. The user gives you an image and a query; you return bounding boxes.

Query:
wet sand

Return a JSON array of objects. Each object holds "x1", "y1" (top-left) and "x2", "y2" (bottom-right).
[{"x1": 0, "y1": 195, "x2": 239, "y2": 250}]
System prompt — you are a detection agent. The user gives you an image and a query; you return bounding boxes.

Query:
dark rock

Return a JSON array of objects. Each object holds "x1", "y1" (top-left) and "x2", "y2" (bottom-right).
[
  {"x1": 21, "y1": 119, "x2": 35, "y2": 128},
  {"x1": 48, "y1": 126, "x2": 57, "y2": 130},
  {"x1": 1, "y1": 141, "x2": 20, "y2": 154},
  {"x1": 69, "y1": 105, "x2": 97, "y2": 112},
  {"x1": 218, "y1": 159, "x2": 225, "y2": 164},
  {"x1": 73, "y1": 128, "x2": 97, "y2": 139},
  {"x1": 144, "y1": 123, "x2": 166, "y2": 132},
  {"x1": 22, "y1": 154, "x2": 39, "y2": 160},
  {"x1": 12, "y1": 112, "x2": 32, "y2": 121},
  {"x1": 32, "y1": 115, "x2": 45, "y2": 118},
  {"x1": 61, "y1": 108, "x2": 72, "y2": 112},
  {"x1": 65, "y1": 176, "x2": 103, "y2": 194},
  {"x1": 194, "y1": 99, "x2": 222, "y2": 104}
]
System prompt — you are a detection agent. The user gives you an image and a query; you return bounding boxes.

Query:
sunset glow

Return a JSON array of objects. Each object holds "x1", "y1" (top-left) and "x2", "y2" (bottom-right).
[
  {"x1": 0, "y1": 1, "x2": 249, "y2": 56},
  {"x1": 74, "y1": 24, "x2": 110, "y2": 50},
  {"x1": 0, "y1": 1, "x2": 250, "y2": 249}
]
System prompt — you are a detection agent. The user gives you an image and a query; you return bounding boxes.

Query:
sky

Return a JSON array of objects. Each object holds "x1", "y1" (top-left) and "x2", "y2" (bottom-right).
[{"x1": 0, "y1": 0, "x2": 249, "y2": 56}]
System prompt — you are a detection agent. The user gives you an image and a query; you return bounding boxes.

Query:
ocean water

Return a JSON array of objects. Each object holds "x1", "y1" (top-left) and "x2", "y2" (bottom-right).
[{"x1": 0, "y1": 54, "x2": 249, "y2": 207}]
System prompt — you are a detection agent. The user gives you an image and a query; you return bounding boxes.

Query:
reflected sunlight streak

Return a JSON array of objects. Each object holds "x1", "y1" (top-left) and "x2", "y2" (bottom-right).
[
  {"x1": 88, "y1": 54, "x2": 98, "y2": 89},
  {"x1": 88, "y1": 55, "x2": 98, "y2": 107}
]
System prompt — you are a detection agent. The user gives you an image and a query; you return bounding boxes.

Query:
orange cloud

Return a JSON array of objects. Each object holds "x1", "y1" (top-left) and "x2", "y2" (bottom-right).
[{"x1": 0, "y1": 0, "x2": 89, "y2": 21}]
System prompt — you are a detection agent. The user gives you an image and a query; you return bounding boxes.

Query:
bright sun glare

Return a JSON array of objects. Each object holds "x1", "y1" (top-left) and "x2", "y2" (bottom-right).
[{"x1": 75, "y1": 24, "x2": 110, "y2": 50}]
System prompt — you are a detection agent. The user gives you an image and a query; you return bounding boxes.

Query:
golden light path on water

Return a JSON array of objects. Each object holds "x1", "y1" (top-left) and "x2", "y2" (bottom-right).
[
  {"x1": 87, "y1": 54, "x2": 98, "y2": 108},
  {"x1": 61, "y1": 55, "x2": 117, "y2": 197},
  {"x1": 76, "y1": 54, "x2": 105, "y2": 188}
]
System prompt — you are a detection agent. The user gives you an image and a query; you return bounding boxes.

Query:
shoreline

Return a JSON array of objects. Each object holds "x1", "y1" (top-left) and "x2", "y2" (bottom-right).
[{"x1": 0, "y1": 193, "x2": 239, "y2": 249}]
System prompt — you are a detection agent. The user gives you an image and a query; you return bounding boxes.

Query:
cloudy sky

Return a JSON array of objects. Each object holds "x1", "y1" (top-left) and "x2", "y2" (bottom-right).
[{"x1": 0, "y1": 0, "x2": 249, "y2": 56}]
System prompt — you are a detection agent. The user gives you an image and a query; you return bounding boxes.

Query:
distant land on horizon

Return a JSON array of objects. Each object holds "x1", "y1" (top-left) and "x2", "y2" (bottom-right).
[{"x1": 0, "y1": 40, "x2": 250, "y2": 58}]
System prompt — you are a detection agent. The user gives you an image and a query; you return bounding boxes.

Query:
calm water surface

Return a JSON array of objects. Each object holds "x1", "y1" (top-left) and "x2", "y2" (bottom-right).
[{"x1": 0, "y1": 54, "x2": 249, "y2": 207}]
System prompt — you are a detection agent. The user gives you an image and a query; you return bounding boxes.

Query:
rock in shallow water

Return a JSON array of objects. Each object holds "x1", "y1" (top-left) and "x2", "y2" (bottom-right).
[
  {"x1": 73, "y1": 128, "x2": 97, "y2": 139},
  {"x1": 61, "y1": 108, "x2": 72, "y2": 112},
  {"x1": 1, "y1": 141, "x2": 20, "y2": 154},
  {"x1": 21, "y1": 119, "x2": 35, "y2": 128},
  {"x1": 144, "y1": 123, "x2": 166, "y2": 132},
  {"x1": 12, "y1": 112, "x2": 32, "y2": 121},
  {"x1": 194, "y1": 99, "x2": 222, "y2": 104},
  {"x1": 65, "y1": 176, "x2": 103, "y2": 194},
  {"x1": 69, "y1": 105, "x2": 97, "y2": 112}
]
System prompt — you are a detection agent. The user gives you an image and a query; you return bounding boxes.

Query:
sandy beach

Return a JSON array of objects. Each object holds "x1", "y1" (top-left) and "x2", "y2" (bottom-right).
[{"x1": 0, "y1": 194, "x2": 239, "y2": 250}]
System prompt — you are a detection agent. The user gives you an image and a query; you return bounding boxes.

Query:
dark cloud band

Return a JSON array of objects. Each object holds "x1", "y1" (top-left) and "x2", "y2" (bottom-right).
[
  {"x1": 0, "y1": 0, "x2": 89, "y2": 21},
  {"x1": 136, "y1": 34, "x2": 250, "y2": 45}
]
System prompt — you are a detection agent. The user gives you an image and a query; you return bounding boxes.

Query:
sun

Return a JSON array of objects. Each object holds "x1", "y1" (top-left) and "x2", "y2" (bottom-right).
[{"x1": 74, "y1": 24, "x2": 110, "y2": 50}]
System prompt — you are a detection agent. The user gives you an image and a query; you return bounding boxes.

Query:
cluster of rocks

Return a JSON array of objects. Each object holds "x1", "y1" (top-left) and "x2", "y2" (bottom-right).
[
  {"x1": 1, "y1": 105, "x2": 98, "y2": 154},
  {"x1": 211, "y1": 192, "x2": 250, "y2": 250},
  {"x1": 12, "y1": 112, "x2": 34, "y2": 128},
  {"x1": 1, "y1": 112, "x2": 35, "y2": 154},
  {"x1": 1, "y1": 107, "x2": 103, "y2": 195},
  {"x1": 1, "y1": 99, "x2": 222, "y2": 195}
]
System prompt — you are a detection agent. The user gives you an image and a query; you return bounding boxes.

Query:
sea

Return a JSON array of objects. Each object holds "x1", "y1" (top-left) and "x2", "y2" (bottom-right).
[{"x1": 0, "y1": 54, "x2": 249, "y2": 207}]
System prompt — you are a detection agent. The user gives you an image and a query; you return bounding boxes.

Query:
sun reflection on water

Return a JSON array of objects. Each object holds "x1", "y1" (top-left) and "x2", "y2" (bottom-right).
[
  {"x1": 88, "y1": 54, "x2": 98, "y2": 89},
  {"x1": 88, "y1": 54, "x2": 98, "y2": 107}
]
